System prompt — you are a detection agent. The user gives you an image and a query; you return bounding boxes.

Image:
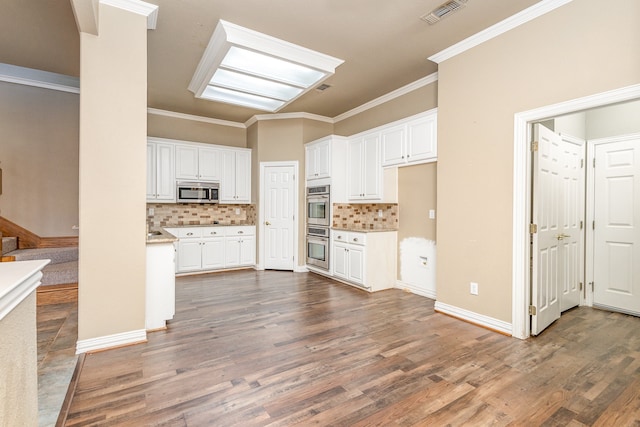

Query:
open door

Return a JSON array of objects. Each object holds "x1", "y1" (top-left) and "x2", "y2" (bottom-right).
[
  {"x1": 531, "y1": 124, "x2": 563, "y2": 335},
  {"x1": 593, "y1": 135, "x2": 640, "y2": 315}
]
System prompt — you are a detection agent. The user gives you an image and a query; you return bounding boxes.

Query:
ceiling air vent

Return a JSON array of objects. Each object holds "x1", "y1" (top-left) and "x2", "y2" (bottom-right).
[
  {"x1": 421, "y1": 0, "x2": 468, "y2": 25},
  {"x1": 315, "y1": 83, "x2": 331, "y2": 92}
]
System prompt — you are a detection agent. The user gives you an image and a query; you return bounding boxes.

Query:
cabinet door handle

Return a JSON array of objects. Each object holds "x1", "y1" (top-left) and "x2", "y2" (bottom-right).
[
  {"x1": 187, "y1": 232, "x2": 193, "y2": 236},
  {"x1": 265, "y1": 221, "x2": 271, "y2": 226},
  {"x1": 238, "y1": 231, "x2": 244, "y2": 234},
  {"x1": 353, "y1": 238, "x2": 358, "y2": 242}
]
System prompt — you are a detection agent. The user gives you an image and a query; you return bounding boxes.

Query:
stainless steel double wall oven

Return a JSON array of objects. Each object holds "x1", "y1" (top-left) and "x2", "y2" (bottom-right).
[{"x1": 306, "y1": 185, "x2": 330, "y2": 270}]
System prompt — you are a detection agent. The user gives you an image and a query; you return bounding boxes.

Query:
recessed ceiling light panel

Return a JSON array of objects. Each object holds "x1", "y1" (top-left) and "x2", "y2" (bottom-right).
[{"x1": 189, "y1": 20, "x2": 344, "y2": 112}]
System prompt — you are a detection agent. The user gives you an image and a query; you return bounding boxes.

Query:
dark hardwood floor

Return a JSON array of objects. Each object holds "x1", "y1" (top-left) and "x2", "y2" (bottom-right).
[{"x1": 65, "y1": 270, "x2": 640, "y2": 426}]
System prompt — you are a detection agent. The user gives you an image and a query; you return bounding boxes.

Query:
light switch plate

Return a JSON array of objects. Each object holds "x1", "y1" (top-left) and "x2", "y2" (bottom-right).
[
  {"x1": 429, "y1": 209, "x2": 436, "y2": 219},
  {"x1": 470, "y1": 282, "x2": 479, "y2": 295}
]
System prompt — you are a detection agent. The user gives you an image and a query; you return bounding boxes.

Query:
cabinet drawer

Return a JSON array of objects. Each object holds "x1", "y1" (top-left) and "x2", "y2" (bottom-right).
[
  {"x1": 175, "y1": 228, "x2": 202, "y2": 238},
  {"x1": 225, "y1": 226, "x2": 255, "y2": 236},
  {"x1": 200, "y1": 227, "x2": 224, "y2": 238},
  {"x1": 333, "y1": 231, "x2": 349, "y2": 242},
  {"x1": 348, "y1": 232, "x2": 366, "y2": 246}
]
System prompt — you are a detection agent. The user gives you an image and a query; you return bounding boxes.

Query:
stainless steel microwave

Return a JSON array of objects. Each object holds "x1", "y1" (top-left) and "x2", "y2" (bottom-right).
[{"x1": 176, "y1": 181, "x2": 219, "y2": 203}]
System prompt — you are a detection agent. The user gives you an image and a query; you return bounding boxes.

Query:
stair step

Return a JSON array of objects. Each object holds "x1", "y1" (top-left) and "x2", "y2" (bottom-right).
[
  {"x1": 2, "y1": 237, "x2": 17, "y2": 255},
  {"x1": 7, "y1": 247, "x2": 78, "y2": 265},
  {"x1": 41, "y1": 261, "x2": 78, "y2": 287}
]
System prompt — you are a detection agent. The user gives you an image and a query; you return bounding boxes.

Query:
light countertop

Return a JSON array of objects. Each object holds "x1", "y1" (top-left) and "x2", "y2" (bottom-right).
[
  {"x1": 331, "y1": 227, "x2": 398, "y2": 233},
  {"x1": 0, "y1": 259, "x2": 50, "y2": 321},
  {"x1": 146, "y1": 228, "x2": 179, "y2": 244}
]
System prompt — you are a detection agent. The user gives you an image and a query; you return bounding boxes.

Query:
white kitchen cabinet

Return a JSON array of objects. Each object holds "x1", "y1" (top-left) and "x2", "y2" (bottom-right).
[
  {"x1": 170, "y1": 225, "x2": 255, "y2": 273},
  {"x1": 224, "y1": 226, "x2": 255, "y2": 267},
  {"x1": 146, "y1": 141, "x2": 175, "y2": 202},
  {"x1": 175, "y1": 145, "x2": 222, "y2": 181},
  {"x1": 381, "y1": 110, "x2": 437, "y2": 167},
  {"x1": 221, "y1": 149, "x2": 251, "y2": 204},
  {"x1": 146, "y1": 240, "x2": 176, "y2": 330},
  {"x1": 347, "y1": 133, "x2": 382, "y2": 201},
  {"x1": 331, "y1": 230, "x2": 397, "y2": 292},
  {"x1": 305, "y1": 139, "x2": 331, "y2": 180}
]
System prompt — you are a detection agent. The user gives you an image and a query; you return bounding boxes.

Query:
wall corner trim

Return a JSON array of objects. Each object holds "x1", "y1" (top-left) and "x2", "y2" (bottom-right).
[
  {"x1": 245, "y1": 112, "x2": 334, "y2": 128},
  {"x1": 76, "y1": 329, "x2": 147, "y2": 354},
  {"x1": 295, "y1": 266, "x2": 310, "y2": 273},
  {"x1": 434, "y1": 301, "x2": 512, "y2": 335},
  {"x1": 100, "y1": 0, "x2": 159, "y2": 29},
  {"x1": 0, "y1": 63, "x2": 80, "y2": 94},
  {"x1": 334, "y1": 72, "x2": 439, "y2": 123},
  {"x1": 428, "y1": 0, "x2": 573, "y2": 64}
]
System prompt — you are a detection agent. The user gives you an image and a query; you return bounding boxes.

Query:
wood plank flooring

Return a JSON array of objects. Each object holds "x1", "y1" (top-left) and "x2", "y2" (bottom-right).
[{"x1": 65, "y1": 270, "x2": 640, "y2": 426}]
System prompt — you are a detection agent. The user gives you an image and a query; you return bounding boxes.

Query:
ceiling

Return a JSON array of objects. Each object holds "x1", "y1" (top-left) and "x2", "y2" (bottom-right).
[{"x1": 0, "y1": 0, "x2": 542, "y2": 123}]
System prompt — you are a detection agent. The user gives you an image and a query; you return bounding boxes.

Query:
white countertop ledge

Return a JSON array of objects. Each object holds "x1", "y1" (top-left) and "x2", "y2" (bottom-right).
[{"x1": 0, "y1": 259, "x2": 50, "y2": 321}]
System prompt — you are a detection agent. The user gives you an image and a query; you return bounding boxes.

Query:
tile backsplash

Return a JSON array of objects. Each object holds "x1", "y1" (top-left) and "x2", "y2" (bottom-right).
[
  {"x1": 147, "y1": 203, "x2": 256, "y2": 229},
  {"x1": 332, "y1": 203, "x2": 398, "y2": 230}
]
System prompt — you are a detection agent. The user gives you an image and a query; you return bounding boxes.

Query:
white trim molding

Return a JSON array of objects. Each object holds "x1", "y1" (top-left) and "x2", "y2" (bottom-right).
[
  {"x1": 396, "y1": 280, "x2": 436, "y2": 300},
  {"x1": 428, "y1": 0, "x2": 573, "y2": 64},
  {"x1": 147, "y1": 108, "x2": 245, "y2": 129},
  {"x1": 295, "y1": 266, "x2": 310, "y2": 273},
  {"x1": 0, "y1": 63, "x2": 80, "y2": 94},
  {"x1": 334, "y1": 72, "x2": 439, "y2": 123},
  {"x1": 245, "y1": 112, "x2": 333, "y2": 128},
  {"x1": 434, "y1": 301, "x2": 512, "y2": 335},
  {"x1": 100, "y1": 0, "x2": 159, "y2": 29},
  {"x1": 76, "y1": 329, "x2": 147, "y2": 354},
  {"x1": 512, "y1": 83, "x2": 640, "y2": 340}
]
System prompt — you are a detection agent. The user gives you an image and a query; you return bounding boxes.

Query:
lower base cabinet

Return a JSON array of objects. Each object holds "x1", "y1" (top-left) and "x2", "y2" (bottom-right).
[
  {"x1": 332, "y1": 230, "x2": 397, "y2": 292},
  {"x1": 166, "y1": 226, "x2": 255, "y2": 273}
]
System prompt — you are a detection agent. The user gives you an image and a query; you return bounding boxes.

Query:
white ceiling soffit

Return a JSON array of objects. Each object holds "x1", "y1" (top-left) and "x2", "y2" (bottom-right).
[
  {"x1": 100, "y1": 0, "x2": 159, "y2": 29},
  {"x1": 188, "y1": 20, "x2": 344, "y2": 113},
  {"x1": 428, "y1": 0, "x2": 573, "y2": 64}
]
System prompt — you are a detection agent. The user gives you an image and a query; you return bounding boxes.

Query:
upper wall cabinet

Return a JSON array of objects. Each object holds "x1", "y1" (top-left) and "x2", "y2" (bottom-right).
[
  {"x1": 175, "y1": 145, "x2": 223, "y2": 181},
  {"x1": 220, "y1": 148, "x2": 251, "y2": 204},
  {"x1": 347, "y1": 133, "x2": 382, "y2": 201},
  {"x1": 305, "y1": 139, "x2": 331, "y2": 180},
  {"x1": 381, "y1": 109, "x2": 437, "y2": 167},
  {"x1": 147, "y1": 140, "x2": 175, "y2": 202}
]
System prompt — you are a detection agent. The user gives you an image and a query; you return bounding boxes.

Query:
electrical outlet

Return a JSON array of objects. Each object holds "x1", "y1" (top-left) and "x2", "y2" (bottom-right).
[
  {"x1": 378, "y1": 209, "x2": 383, "y2": 218},
  {"x1": 235, "y1": 208, "x2": 241, "y2": 215},
  {"x1": 470, "y1": 282, "x2": 479, "y2": 295},
  {"x1": 148, "y1": 208, "x2": 154, "y2": 216},
  {"x1": 429, "y1": 209, "x2": 436, "y2": 219}
]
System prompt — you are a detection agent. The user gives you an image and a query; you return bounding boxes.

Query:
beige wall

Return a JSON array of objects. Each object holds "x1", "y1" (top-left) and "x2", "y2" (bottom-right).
[
  {"x1": 0, "y1": 82, "x2": 79, "y2": 237},
  {"x1": 586, "y1": 99, "x2": 640, "y2": 140},
  {"x1": 0, "y1": 292, "x2": 37, "y2": 427},
  {"x1": 334, "y1": 83, "x2": 438, "y2": 136},
  {"x1": 77, "y1": 4, "x2": 148, "y2": 342},
  {"x1": 436, "y1": 0, "x2": 640, "y2": 323},
  {"x1": 147, "y1": 113, "x2": 246, "y2": 147}
]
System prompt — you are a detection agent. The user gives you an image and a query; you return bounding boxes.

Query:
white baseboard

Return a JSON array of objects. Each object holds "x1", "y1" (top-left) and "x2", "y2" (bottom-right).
[
  {"x1": 76, "y1": 329, "x2": 147, "y2": 354},
  {"x1": 434, "y1": 301, "x2": 512, "y2": 335},
  {"x1": 295, "y1": 265, "x2": 310, "y2": 273},
  {"x1": 396, "y1": 280, "x2": 436, "y2": 300},
  {"x1": 254, "y1": 263, "x2": 265, "y2": 271}
]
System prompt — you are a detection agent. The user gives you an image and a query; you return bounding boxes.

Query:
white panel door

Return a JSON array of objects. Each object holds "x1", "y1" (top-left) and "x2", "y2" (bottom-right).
[
  {"x1": 175, "y1": 145, "x2": 199, "y2": 180},
  {"x1": 532, "y1": 124, "x2": 563, "y2": 335},
  {"x1": 234, "y1": 150, "x2": 251, "y2": 203},
  {"x1": 177, "y1": 241, "x2": 202, "y2": 272},
  {"x1": 381, "y1": 125, "x2": 406, "y2": 166},
  {"x1": 559, "y1": 135, "x2": 585, "y2": 312},
  {"x1": 593, "y1": 137, "x2": 640, "y2": 315},
  {"x1": 333, "y1": 243, "x2": 348, "y2": 280},
  {"x1": 201, "y1": 238, "x2": 224, "y2": 270},
  {"x1": 347, "y1": 246, "x2": 365, "y2": 285},
  {"x1": 264, "y1": 165, "x2": 295, "y2": 270},
  {"x1": 146, "y1": 143, "x2": 156, "y2": 200},
  {"x1": 407, "y1": 116, "x2": 437, "y2": 162},
  {"x1": 347, "y1": 138, "x2": 364, "y2": 199}
]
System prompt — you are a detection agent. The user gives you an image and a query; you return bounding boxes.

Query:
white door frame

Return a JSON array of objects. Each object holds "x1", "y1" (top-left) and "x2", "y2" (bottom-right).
[
  {"x1": 511, "y1": 83, "x2": 640, "y2": 339},
  {"x1": 257, "y1": 161, "x2": 299, "y2": 271}
]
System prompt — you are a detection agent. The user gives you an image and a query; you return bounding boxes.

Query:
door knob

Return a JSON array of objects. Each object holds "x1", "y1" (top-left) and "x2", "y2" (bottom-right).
[
  {"x1": 265, "y1": 221, "x2": 271, "y2": 226},
  {"x1": 555, "y1": 233, "x2": 570, "y2": 240}
]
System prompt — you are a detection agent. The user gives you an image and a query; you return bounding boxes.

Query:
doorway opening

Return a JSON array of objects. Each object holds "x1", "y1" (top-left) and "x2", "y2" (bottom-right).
[{"x1": 511, "y1": 84, "x2": 640, "y2": 339}]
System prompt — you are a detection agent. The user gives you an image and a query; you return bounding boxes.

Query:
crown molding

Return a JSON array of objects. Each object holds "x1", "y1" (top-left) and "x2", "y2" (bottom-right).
[
  {"x1": 333, "y1": 72, "x2": 438, "y2": 123},
  {"x1": 100, "y1": 0, "x2": 158, "y2": 29},
  {"x1": 147, "y1": 108, "x2": 245, "y2": 129},
  {"x1": 245, "y1": 112, "x2": 334, "y2": 128},
  {"x1": 428, "y1": 0, "x2": 573, "y2": 64},
  {"x1": 0, "y1": 63, "x2": 80, "y2": 94}
]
